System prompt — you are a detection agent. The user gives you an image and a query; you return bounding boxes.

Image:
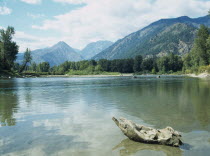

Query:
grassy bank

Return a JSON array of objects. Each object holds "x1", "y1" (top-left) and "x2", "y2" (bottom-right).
[
  {"x1": 2, "y1": 65, "x2": 210, "y2": 78},
  {"x1": 67, "y1": 69, "x2": 120, "y2": 76},
  {"x1": 184, "y1": 65, "x2": 210, "y2": 75},
  {"x1": 0, "y1": 70, "x2": 21, "y2": 78},
  {"x1": 0, "y1": 70, "x2": 123, "y2": 78}
]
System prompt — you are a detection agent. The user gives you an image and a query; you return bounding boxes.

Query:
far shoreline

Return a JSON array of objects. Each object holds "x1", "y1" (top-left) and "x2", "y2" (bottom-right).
[
  {"x1": 40, "y1": 73, "x2": 133, "y2": 78},
  {"x1": 37, "y1": 73, "x2": 210, "y2": 79},
  {"x1": 1, "y1": 71, "x2": 210, "y2": 79}
]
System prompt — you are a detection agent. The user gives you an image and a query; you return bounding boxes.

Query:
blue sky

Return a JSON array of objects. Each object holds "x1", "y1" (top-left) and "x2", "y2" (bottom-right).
[
  {"x1": 0, "y1": 0, "x2": 84, "y2": 37},
  {"x1": 0, "y1": 0, "x2": 210, "y2": 52}
]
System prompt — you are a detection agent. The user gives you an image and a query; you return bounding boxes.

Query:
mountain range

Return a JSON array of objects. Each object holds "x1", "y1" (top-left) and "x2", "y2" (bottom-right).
[
  {"x1": 17, "y1": 15, "x2": 210, "y2": 66},
  {"x1": 78, "y1": 40, "x2": 113, "y2": 59},
  {"x1": 93, "y1": 16, "x2": 210, "y2": 60},
  {"x1": 16, "y1": 40, "x2": 112, "y2": 66}
]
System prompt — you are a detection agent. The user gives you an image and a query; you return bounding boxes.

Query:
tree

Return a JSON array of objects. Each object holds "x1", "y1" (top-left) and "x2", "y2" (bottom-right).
[
  {"x1": 183, "y1": 54, "x2": 192, "y2": 70},
  {"x1": 89, "y1": 60, "x2": 97, "y2": 66},
  {"x1": 0, "y1": 26, "x2": 19, "y2": 70},
  {"x1": 206, "y1": 36, "x2": 210, "y2": 64},
  {"x1": 168, "y1": 53, "x2": 183, "y2": 72},
  {"x1": 157, "y1": 56, "x2": 169, "y2": 72},
  {"x1": 98, "y1": 59, "x2": 110, "y2": 71},
  {"x1": 31, "y1": 62, "x2": 37, "y2": 72},
  {"x1": 133, "y1": 55, "x2": 143, "y2": 72},
  {"x1": 190, "y1": 25, "x2": 209, "y2": 66},
  {"x1": 19, "y1": 48, "x2": 32, "y2": 73},
  {"x1": 185, "y1": 24, "x2": 210, "y2": 69},
  {"x1": 37, "y1": 62, "x2": 50, "y2": 72},
  {"x1": 141, "y1": 58, "x2": 155, "y2": 72}
]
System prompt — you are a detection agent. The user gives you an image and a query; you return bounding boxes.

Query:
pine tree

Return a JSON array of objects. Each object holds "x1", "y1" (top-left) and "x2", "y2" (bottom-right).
[
  {"x1": 190, "y1": 25, "x2": 209, "y2": 66},
  {"x1": 133, "y1": 55, "x2": 143, "y2": 72}
]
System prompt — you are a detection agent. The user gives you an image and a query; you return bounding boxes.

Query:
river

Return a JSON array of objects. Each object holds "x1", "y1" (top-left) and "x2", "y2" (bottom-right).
[{"x1": 0, "y1": 76, "x2": 210, "y2": 156}]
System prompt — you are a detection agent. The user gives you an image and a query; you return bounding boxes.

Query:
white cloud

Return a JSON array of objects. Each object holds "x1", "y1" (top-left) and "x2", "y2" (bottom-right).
[
  {"x1": 0, "y1": 26, "x2": 73, "y2": 52},
  {"x1": 31, "y1": 0, "x2": 210, "y2": 49},
  {"x1": 14, "y1": 31, "x2": 60, "y2": 52},
  {"x1": 21, "y1": 0, "x2": 42, "y2": 4},
  {"x1": 53, "y1": 0, "x2": 86, "y2": 4},
  {"x1": 27, "y1": 13, "x2": 45, "y2": 19},
  {"x1": 0, "y1": 6, "x2": 12, "y2": 15}
]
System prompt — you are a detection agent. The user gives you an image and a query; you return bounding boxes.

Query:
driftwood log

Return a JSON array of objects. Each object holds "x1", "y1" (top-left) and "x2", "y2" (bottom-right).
[{"x1": 112, "y1": 117, "x2": 183, "y2": 147}]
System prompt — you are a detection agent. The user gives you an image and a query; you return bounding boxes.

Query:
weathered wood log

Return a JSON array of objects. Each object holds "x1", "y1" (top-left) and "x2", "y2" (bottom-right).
[{"x1": 112, "y1": 117, "x2": 183, "y2": 147}]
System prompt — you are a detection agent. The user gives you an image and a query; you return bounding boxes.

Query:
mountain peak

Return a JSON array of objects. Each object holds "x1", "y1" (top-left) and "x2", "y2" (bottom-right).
[
  {"x1": 16, "y1": 40, "x2": 83, "y2": 66},
  {"x1": 177, "y1": 16, "x2": 190, "y2": 19},
  {"x1": 54, "y1": 41, "x2": 69, "y2": 47},
  {"x1": 79, "y1": 40, "x2": 113, "y2": 59}
]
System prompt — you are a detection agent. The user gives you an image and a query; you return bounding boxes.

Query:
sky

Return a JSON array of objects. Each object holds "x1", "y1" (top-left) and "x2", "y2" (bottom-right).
[{"x1": 0, "y1": 0, "x2": 210, "y2": 52}]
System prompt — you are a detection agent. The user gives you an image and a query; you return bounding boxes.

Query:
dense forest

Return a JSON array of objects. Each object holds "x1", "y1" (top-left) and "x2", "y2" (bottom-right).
[{"x1": 0, "y1": 24, "x2": 210, "y2": 76}]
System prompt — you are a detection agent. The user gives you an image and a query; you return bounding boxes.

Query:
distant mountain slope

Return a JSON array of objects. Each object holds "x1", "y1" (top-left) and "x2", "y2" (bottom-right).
[
  {"x1": 79, "y1": 40, "x2": 113, "y2": 59},
  {"x1": 93, "y1": 16, "x2": 210, "y2": 60},
  {"x1": 17, "y1": 41, "x2": 83, "y2": 66}
]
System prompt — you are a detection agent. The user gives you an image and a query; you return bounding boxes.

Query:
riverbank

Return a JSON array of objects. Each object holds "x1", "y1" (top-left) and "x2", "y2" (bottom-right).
[
  {"x1": 1, "y1": 70, "x2": 210, "y2": 79},
  {"x1": 41, "y1": 73, "x2": 133, "y2": 78},
  {"x1": 187, "y1": 73, "x2": 210, "y2": 78},
  {"x1": 0, "y1": 70, "x2": 21, "y2": 78}
]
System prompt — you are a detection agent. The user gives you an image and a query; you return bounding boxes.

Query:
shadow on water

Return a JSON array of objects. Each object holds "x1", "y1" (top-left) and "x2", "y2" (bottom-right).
[
  {"x1": 180, "y1": 143, "x2": 193, "y2": 150},
  {"x1": 113, "y1": 138, "x2": 183, "y2": 156},
  {"x1": 0, "y1": 79, "x2": 19, "y2": 126}
]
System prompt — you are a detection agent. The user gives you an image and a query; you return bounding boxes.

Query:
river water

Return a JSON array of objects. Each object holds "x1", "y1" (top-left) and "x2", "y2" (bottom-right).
[{"x1": 0, "y1": 76, "x2": 210, "y2": 156}]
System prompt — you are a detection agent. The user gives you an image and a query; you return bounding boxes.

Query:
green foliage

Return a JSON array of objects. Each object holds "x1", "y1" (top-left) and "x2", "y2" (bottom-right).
[
  {"x1": 19, "y1": 48, "x2": 32, "y2": 73},
  {"x1": 37, "y1": 62, "x2": 50, "y2": 72},
  {"x1": 198, "y1": 65, "x2": 210, "y2": 74},
  {"x1": 23, "y1": 53, "x2": 185, "y2": 75},
  {"x1": 206, "y1": 36, "x2": 210, "y2": 64},
  {"x1": 133, "y1": 55, "x2": 143, "y2": 72},
  {"x1": 156, "y1": 53, "x2": 183, "y2": 73},
  {"x1": 141, "y1": 58, "x2": 157, "y2": 72},
  {"x1": 23, "y1": 48, "x2": 32, "y2": 64},
  {"x1": 0, "y1": 26, "x2": 19, "y2": 71},
  {"x1": 183, "y1": 25, "x2": 210, "y2": 73}
]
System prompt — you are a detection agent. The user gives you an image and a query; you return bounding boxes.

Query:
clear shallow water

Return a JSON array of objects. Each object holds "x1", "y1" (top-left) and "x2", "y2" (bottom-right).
[{"x1": 0, "y1": 76, "x2": 210, "y2": 156}]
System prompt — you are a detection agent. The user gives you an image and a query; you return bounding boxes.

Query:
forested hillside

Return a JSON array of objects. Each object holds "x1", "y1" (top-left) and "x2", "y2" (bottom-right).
[{"x1": 93, "y1": 16, "x2": 210, "y2": 60}]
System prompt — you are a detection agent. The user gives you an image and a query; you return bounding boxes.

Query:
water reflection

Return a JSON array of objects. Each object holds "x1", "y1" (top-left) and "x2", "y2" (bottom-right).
[
  {"x1": 113, "y1": 138, "x2": 183, "y2": 156},
  {"x1": 106, "y1": 78, "x2": 210, "y2": 132},
  {"x1": 0, "y1": 80, "x2": 19, "y2": 126},
  {"x1": 0, "y1": 77, "x2": 210, "y2": 155},
  {"x1": 0, "y1": 121, "x2": 89, "y2": 155}
]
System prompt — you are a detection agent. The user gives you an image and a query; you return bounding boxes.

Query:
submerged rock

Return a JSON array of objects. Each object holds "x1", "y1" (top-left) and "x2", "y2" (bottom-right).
[{"x1": 112, "y1": 117, "x2": 183, "y2": 147}]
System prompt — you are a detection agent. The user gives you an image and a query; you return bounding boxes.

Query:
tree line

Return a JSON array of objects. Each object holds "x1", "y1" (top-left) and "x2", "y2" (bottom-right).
[
  {"x1": 1, "y1": 24, "x2": 210, "y2": 76},
  {"x1": 20, "y1": 53, "x2": 183, "y2": 75}
]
